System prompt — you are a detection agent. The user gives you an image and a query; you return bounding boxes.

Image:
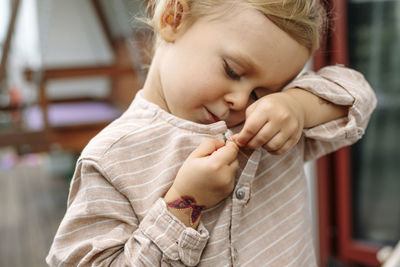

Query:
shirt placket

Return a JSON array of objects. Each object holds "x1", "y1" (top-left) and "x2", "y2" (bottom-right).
[{"x1": 227, "y1": 135, "x2": 261, "y2": 266}]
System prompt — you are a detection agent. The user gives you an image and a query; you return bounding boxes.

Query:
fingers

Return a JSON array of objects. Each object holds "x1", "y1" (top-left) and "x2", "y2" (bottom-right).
[
  {"x1": 263, "y1": 130, "x2": 301, "y2": 154},
  {"x1": 233, "y1": 117, "x2": 301, "y2": 153},
  {"x1": 265, "y1": 136, "x2": 297, "y2": 155},
  {"x1": 189, "y1": 138, "x2": 225, "y2": 158},
  {"x1": 245, "y1": 122, "x2": 278, "y2": 149},
  {"x1": 230, "y1": 158, "x2": 239, "y2": 169},
  {"x1": 210, "y1": 141, "x2": 239, "y2": 165},
  {"x1": 234, "y1": 108, "x2": 268, "y2": 147}
]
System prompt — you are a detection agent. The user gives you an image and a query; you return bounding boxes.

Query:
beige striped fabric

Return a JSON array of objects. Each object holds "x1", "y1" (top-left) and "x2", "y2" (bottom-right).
[{"x1": 47, "y1": 65, "x2": 376, "y2": 267}]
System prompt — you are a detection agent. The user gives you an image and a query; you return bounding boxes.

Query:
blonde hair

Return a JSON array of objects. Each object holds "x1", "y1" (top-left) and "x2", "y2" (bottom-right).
[{"x1": 147, "y1": 0, "x2": 327, "y2": 53}]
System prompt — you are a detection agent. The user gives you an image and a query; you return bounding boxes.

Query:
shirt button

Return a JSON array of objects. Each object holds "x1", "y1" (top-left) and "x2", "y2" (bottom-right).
[{"x1": 235, "y1": 188, "x2": 246, "y2": 199}]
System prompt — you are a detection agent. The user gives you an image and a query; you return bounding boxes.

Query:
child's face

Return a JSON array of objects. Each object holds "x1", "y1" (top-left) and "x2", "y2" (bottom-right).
[{"x1": 148, "y1": 6, "x2": 310, "y2": 127}]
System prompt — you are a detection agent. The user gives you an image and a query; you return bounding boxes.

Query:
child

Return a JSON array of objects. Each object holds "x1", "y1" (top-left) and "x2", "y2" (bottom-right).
[{"x1": 47, "y1": 0, "x2": 376, "y2": 266}]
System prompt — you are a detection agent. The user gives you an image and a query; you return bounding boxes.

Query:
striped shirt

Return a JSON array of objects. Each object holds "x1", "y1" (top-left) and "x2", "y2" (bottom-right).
[{"x1": 47, "y1": 65, "x2": 376, "y2": 266}]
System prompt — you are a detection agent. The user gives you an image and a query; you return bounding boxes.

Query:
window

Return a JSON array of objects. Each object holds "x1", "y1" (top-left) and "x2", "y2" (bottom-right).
[{"x1": 348, "y1": 0, "x2": 400, "y2": 247}]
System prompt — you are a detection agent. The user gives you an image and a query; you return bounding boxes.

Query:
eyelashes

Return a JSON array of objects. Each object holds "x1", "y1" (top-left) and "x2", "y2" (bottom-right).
[
  {"x1": 223, "y1": 59, "x2": 259, "y2": 101},
  {"x1": 223, "y1": 60, "x2": 241, "y2": 80}
]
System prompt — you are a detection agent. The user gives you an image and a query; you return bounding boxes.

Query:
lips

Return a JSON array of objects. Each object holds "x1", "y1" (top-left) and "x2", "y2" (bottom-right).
[{"x1": 204, "y1": 107, "x2": 221, "y2": 123}]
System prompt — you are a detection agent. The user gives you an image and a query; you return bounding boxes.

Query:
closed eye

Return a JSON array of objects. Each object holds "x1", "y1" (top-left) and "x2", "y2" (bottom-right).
[{"x1": 223, "y1": 60, "x2": 240, "y2": 80}]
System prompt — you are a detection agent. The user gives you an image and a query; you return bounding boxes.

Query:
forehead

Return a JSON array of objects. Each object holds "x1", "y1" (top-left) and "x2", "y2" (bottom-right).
[{"x1": 204, "y1": 6, "x2": 310, "y2": 87}]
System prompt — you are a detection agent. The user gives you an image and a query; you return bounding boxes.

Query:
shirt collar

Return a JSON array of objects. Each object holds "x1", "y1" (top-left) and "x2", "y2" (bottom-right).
[{"x1": 130, "y1": 90, "x2": 229, "y2": 135}]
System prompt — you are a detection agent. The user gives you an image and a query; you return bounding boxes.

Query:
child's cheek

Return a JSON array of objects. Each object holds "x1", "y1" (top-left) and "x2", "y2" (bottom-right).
[{"x1": 198, "y1": 79, "x2": 226, "y2": 100}]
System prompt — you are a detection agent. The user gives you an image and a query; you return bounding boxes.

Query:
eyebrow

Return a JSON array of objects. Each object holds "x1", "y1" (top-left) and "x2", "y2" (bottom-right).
[
  {"x1": 224, "y1": 50, "x2": 300, "y2": 91},
  {"x1": 224, "y1": 51, "x2": 260, "y2": 73}
]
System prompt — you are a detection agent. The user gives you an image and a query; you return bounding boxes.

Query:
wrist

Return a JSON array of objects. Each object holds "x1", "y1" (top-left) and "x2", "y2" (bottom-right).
[
  {"x1": 284, "y1": 88, "x2": 349, "y2": 128},
  {"x1": 166, "y1": 204, "x2": 201, "y2": 229},
  {"x1": 281, "y1": 89, "x2": 307, "y2": 126},
  {"x1": 164, "y1": 186, "x2": 182, "y2": 203},
  {"x1": 164, "y1": 190, "x2": 204, "y2": 229}
]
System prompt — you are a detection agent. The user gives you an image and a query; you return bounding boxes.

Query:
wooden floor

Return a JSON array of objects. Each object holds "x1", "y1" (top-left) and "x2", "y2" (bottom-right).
[{"x1": 0, "y1": 160, "x2": 70, "y2": 267}]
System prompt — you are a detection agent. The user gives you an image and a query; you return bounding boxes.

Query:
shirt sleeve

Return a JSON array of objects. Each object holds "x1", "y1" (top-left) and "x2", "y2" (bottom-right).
[
  {"x1": 46, "y1": 158, "x2": 209, "y2": 267},
  {"x1": 283, "y1": 65, "x2": 377, "y2": 162}
]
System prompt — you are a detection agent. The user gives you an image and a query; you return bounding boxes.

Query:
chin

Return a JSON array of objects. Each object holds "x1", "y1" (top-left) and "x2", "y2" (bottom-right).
[
  {"x1": 225, "y1": 113, "x2": 246, "y2": 128},
  {"x1": 226, "y1": 119, "x2": 244, "y2": 128}
]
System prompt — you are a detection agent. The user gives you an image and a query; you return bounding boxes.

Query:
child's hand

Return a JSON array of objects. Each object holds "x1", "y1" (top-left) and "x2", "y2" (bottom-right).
[
  {"x1": 233, "y1": 92, "x2": 305, "y2": 155},
  {"x1": 164, "y1": 138, "x2": 239, "y2": 209}
]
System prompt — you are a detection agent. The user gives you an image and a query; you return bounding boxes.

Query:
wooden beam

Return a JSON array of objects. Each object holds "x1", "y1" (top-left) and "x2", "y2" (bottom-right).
[
  {"x1": 0, "y1": 0, "x2": 21, "y2": 91},
  {"x1": 90, "y1": 0, "x2": 115, "y2": 49},
  {"x1": 24, "y1": 65, "x2": 134, "y2": 81},
  {"x1": 0, "y1": 131, "x2": 50, "y2": 153}
]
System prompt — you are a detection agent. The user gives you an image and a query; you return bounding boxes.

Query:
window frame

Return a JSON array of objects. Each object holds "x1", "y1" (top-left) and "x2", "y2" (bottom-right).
[{"x1": 315, "y1": 0, "x2": 383, "y2": 266}]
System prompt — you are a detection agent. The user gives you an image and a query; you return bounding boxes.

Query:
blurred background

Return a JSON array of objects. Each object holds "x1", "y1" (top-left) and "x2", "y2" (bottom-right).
[
  {"x1": 0, "y1": 0, "x2": 399, "y2": 266},
  {"x1": 0, "y1": 0, "x2": 150, "y2": 266}
]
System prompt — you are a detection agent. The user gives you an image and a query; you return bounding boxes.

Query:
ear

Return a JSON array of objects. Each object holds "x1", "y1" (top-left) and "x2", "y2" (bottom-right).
[{"x1": 159, "y1": 0, "x2": 189, "y2": 42}]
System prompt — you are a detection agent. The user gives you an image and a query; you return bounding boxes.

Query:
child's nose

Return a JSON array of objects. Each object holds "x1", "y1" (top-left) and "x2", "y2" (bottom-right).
[{"x1": 224, "y1": 90, "x2": 250, "y2": 111}]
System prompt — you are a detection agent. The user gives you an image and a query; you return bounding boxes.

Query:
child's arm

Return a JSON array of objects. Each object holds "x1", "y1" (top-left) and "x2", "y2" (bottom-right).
[
  {"x1": 233, "y1": 87, "x2": 348, "y2": 155},
  {"x1": 284, "y1": 88, "x2": 349, "y2": 128},
  {"x1": 294, "y1": 65, "x2": 376, "y2": 161},
  {"x1": 233, "y1": 65, "x2": 376, "y2": 157},
  {"x1": 47, "y1": 140, "x2": 239, "y2": 267},
  {"x1": 47, "y1": 159, "x2": 211, "y2": 266}
]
